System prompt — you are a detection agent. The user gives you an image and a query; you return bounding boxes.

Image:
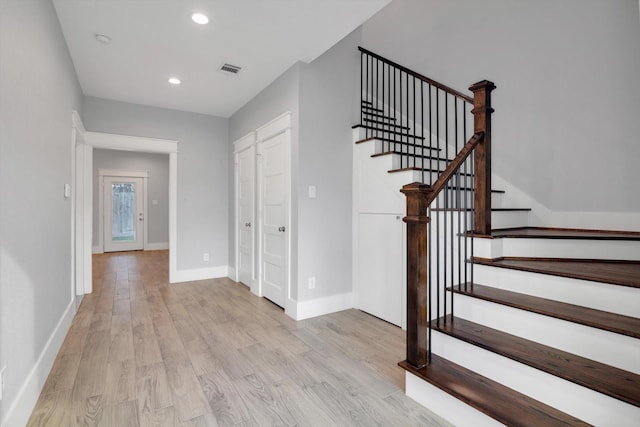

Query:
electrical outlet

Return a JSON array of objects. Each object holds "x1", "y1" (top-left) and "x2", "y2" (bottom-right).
[
  {"x1": 308, "y1": 277, "x2": 316, "y2": 290},
  {"x1": 0, "y1": 365, "x2": 6, "y2": 401},
  {"x1": 203, "y1": 253, "x2": 210, "y2": 262}
]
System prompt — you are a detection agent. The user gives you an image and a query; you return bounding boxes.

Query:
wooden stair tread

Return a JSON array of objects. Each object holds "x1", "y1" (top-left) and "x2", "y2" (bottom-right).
[
  {"x1": 399, "y1": 355, "x2": 591, "y2": 427},
  {"x1": 431, "y1": 207, "x2": 530, "y2": 212},
  {"x1": 452, "y1": 283, "x2": 640, "y2": 338},
  {"x1": 351, "y1": 124, "x2": 425, "y2": 140},
  {"x1": 370, "y1": 153, "x2": 474, "y2": 175},
  {"x1": 362, "y1": 110, "x2": 397, "y2": 121},
  {"x1": 361, "y1": 105, "x2": 385, "y2": 113},
  {"x1": 362, "y1": 118, "x2": 410, "y2": 129},
  {"x1": 433, "y1": 315, "x2": 640, "y2": 407},
  {"x1": 368, "y1": 142, "x2": 441, "y2": 152},
  {"x1": 491, "y1": 227, "x2": 640, "y2": 241},
  {"x1": 474, "y1": 258, "x2": 640, "y2": 289}
]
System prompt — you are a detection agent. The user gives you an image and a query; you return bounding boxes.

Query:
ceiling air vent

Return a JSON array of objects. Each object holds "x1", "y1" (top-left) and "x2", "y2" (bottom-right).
[{"x1": 219, "y1": 63, "x2": 242, "y2": 75}]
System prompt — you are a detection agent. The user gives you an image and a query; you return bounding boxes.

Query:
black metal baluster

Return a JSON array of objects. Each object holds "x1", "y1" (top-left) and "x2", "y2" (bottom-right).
[
  {"x1": 428, "y1": 205, "x2": 432, "y2": 359},
  {"x1": 428, "y1": 85, "x2": 433, "y2": 184},
  {"x1": 360, "y1": 52, "x2": 363, "y2": 128},
  {"x1": 455, "y1": 98, "x2": 461, "y2": 305}
]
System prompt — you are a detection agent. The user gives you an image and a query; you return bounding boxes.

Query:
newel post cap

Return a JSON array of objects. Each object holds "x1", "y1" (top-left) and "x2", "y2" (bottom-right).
[{"x1": 469, "y1": 80, "x2": 496, "y2": 92}]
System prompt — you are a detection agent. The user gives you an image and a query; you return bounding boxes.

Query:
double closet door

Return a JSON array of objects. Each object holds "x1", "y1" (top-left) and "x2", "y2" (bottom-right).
[{"x1": 234, "y1": 114, "x2": 291, "y2": 309}]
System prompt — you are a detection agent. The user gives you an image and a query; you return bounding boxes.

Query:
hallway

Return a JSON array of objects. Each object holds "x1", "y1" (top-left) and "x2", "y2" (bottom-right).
[{"x1": 27, "y1": 250, "x2": 450, "y2": 426}]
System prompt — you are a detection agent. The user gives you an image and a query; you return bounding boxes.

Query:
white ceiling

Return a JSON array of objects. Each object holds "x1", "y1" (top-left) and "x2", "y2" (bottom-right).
[{"x1": 53, "y1": 0, "x2": 391, "y2": 117}]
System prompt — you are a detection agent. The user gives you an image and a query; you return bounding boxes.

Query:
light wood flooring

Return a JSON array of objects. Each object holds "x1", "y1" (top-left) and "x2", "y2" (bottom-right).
[{"x1": 28, "y1": 250, "x2": 452, "y2": 426}]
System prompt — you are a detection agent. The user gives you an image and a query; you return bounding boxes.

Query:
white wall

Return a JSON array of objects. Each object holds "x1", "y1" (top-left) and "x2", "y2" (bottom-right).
[
  {"x1": 82, "y1": 97, "x2": 229, "y2": 271},
  {"x1": 93, "y1": 149, "x2": 169, "y2": 246},
  {"x1": 362, "y1": 0, "x2": 640, "y2": 218},
  {"x1": 0, "y1": 0, "x2": 83, "y2": 424}
]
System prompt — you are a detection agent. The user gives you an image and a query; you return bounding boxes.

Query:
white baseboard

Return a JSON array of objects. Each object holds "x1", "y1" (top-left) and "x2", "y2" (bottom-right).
[
  {"x1": 227, "y1": 266, "x2": 236, "y2": 281},
  {"x1": 1, "y1": 299, "x2": 76, "y2": 427},
  {"x1": 170, "y1": 265, "x2": 229, "y2": 283},
  {"x1": 145, "y1": 242, "x2": 169, "y2": 251},
  {"x1": 287, "y1": 292, "x2": 354, "y2": 321},
  {"x1": 92, "y1": 245, "x2": 103, "y2": 254}
]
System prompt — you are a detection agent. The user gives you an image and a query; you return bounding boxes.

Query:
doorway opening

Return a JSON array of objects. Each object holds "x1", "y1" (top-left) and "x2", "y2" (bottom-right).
[{"x1": 72, "y1": 111, "x2": 179, "y2": 296}]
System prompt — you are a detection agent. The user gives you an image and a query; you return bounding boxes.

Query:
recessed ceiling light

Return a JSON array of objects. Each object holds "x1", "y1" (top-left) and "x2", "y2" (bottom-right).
[
  {"x1": 168, "y1": 77, "x2": 181, "y2": 85},
  {"x1": 94, "y1": 33, "x2": 112, "y2": 44},
  {"x1": 191, "y1": 13, "x2": 209, "y2": 25}
]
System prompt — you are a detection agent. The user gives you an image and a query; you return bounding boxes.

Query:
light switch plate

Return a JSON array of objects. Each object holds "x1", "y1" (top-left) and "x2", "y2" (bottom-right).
[{"x1": 308, "y1": 185, "x2": 317, "y2": 198}]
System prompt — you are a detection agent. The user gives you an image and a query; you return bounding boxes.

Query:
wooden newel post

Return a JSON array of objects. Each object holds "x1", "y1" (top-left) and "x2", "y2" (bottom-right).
[
  {"x1": 401, "y1": 182, "x2": 432, "y2": 368},
  {"x1": 469, "y1": 80, "x2": 496, "y2": 236}
]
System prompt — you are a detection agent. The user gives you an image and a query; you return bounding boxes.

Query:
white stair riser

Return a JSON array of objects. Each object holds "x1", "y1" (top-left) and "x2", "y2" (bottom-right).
[
  {"x1": 405, "y1": 372, "x2": 504, "y2": 427},
  {"x1": 453, "y1": 294, "x2": 640, "y2": 374},
  {"x1": 491, "y1": 210, "x2": 530, "y2": 229},
  {"x1": 429, "y1": 210, "x2": 529, "y2": 231},
  {"x1": 353, "y1": 126, "x2": 367, "y2": 141},
  {"x1": 429, "y1": 191, "x2": 505, "y2": 209},
  {"x1": 473, "y1": 264, "x2": 640, "y2": 318},
  {"x1": 474, "y1": 237, "x2": 640, "y2": 260},
  {"x1": 432, "y1": 332, "x2": 640, "y2": 426}
]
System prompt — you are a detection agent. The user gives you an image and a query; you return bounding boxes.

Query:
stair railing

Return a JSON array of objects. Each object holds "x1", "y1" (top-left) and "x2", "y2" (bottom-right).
[{"x1": 359, "y1": 47, "x2": 495, "y2": 368}]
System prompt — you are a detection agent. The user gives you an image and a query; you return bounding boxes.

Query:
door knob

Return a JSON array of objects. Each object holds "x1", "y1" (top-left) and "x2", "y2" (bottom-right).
[
  {"x1": 245, "y1": 222, "x2": 251, "y2": 227},
  {"x1": 278, "y1": 226, "x2": 286, "y2": 232}
]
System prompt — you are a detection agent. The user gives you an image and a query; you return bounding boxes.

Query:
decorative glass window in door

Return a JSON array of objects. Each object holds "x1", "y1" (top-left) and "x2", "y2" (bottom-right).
[{"x1": 111, "y1": 183, "x2": 136, "y2": 242}]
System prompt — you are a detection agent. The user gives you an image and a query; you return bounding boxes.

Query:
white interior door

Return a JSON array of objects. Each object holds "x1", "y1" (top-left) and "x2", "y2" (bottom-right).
[
  {"x1": 259, "y1": 130, "x2": 290, "y2": 308},
  {"x1": 237, "y1": 145, "x2": 255, "y2": 287},
  {"x1": 358, "y1": 213, "x2": 403, "y2": 326},
  {"x1": 104, "y1": 176, "x2": 144, "y2": 252}
]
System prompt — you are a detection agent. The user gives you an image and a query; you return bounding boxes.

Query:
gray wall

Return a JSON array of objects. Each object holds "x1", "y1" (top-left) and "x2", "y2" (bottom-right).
[
  {"x1": 362, "y1": 0, "x2": 640, "y2": 213},
  {"x1": 0, "y1": 0, "x2": 83, "y2": 422},
  {"x1": 93, "y1": 149, "x2": 170, "y2": 246},
  {"x1": 82, "y1": 97, "x2": 229, "y2": 270},
  {"x1": 297, "y1": 29, "x2": 361, "y2": 301}
]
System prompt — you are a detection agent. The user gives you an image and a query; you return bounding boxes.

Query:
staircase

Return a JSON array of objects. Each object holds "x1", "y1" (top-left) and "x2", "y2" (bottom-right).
[{"x1": 355, "y1": 47, "x2": 640, "y2": 426}]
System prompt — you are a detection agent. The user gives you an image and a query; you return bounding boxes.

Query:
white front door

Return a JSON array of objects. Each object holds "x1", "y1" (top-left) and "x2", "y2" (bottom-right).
[
  {"x1": 259, "y1": 130, "x2": 290, "y2": 308},
  {"x1": 104, "y1": 176, "x2": 144, "y2": 252},
  {"x1": 237, "y1": 145, "x2": 255, "y2": 287}
]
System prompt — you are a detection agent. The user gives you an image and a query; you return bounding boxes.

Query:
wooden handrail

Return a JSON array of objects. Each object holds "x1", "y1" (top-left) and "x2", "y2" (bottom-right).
[
  {"x1": 426, "y1": 132, "x2": 484, "y2": 205},
  {"x1": 358, "y1": 46, "x2": 474, "y2": 103}
]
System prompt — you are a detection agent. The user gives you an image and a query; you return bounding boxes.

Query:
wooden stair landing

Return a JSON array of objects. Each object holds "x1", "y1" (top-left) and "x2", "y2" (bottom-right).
[
  {"x1": 474, "y1": 258, "x2": 640, "y2": 289},
  {"x1": 452, "y1": 283, "x2": 640, "y2": 338},
  {"x1": 433, "y1": 315, "x2": 640, "y2": 407},
  {"x1": 399, "y1": 355, "x2": 590, "y2": 427}
]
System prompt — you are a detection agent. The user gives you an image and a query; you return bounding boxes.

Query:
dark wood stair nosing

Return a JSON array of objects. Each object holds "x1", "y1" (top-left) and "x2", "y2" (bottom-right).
[
  {"x1": 451, "y1": 283, "x2": 640, "y2": 339},
  {"x1": 361, "y1": 105, "x2": 385, "y2": 113},
  {"x1": 490, "y1": 226, "x2": 640, "y2": 241},
  {"x1": 362, "y1": 118, "x2": 410, "y2": 129},
  {"x1": 431, "y1": 207, "x2": 532, "y2": 212},
  {"x1": 432, "y1": 315, "x2": 640, "y2": 408},
  {"x1": 362, "y1": 112, "x2": 397, "y2": 122},
  {"x1": 352, "y1": 124, "x2": 425, "y2": 140},
  {"x1": 399, "y1": 355, "x2": 591, "y2": 427},
  {"x1": 368, "y1": 155, "x2": 474, "y2": 176},
  {"x1": 473, "y1": 257, "x2": 640, "y2": 289},
  {"x1": 367, "y1": 142, "x2": 442, "y2": 152}
]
